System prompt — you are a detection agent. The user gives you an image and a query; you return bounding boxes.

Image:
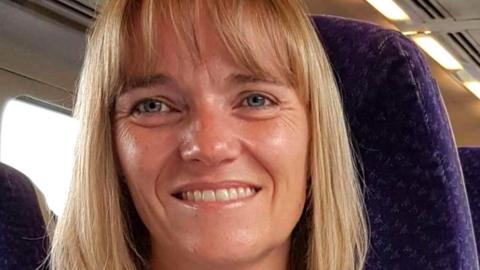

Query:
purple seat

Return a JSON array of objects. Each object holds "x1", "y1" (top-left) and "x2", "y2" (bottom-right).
[
  {"x1": 313, "y1": 15, "x2": 479, "y2": 269},
  {"x1": 459, "y1": 147, "x2": 480, "y2": 260},
  {"x1": 0, "y1": 162, "x2": 50, "y2": 270}
]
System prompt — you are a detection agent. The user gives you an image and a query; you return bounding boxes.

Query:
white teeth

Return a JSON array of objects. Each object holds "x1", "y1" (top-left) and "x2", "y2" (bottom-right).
[
  {"x1": 215, "y1": 189, "x2": 230, "y2": 201},
  {"x1": 187, "y1": 191, "x2": 194, "y2": 201},
  {"x1": 202, "y1": 190, "x2": 216, "y2": 201},
  {"x1": 228, "y1": 188, "x2": 238, "y2": 200},
  {"x1": 238, "y1": 187, "x2": 246, "y2": 197},
  {"x1": 193, "y1": 191, "x2": 202, "y2": 201},
  {"x1": 179, "y1": 187, "x2": 258, "y2": 202}
]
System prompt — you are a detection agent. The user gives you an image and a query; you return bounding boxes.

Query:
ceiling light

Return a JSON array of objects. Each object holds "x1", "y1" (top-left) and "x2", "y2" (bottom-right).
[
  {"x1": 464, "y1": 82, "x2": 480, "y2": 99},
  {"x1": 366, "y1": 0, "x2": 410, "y2": 21},
  {"x1": 402, "y1": 31, "x2": 418, "y2": 36},
  {"x1": 412, "y1": 35, "x2": 463, "y2": 70}
]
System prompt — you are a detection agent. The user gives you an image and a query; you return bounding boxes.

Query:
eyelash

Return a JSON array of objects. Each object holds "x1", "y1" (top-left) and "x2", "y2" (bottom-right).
[{"x1": 131, "y1": 93, "x2": 277, "y2": 116}]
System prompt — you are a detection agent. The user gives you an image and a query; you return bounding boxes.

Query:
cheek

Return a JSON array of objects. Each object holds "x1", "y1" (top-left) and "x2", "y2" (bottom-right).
[
  {"x1": 247, "y1": 117, "x2": 309, "y2": 184},
  {"x1": 243, "y1": 117, "x2": 309, "y2": 223},
  {"x1": 114, "y1": 124, "x2": 178, "y2": 190}
]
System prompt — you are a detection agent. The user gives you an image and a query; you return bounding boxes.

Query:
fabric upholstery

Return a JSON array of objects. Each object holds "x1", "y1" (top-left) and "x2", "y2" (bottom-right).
[
  {"x1": 313, "y1": 15, "x2": 479, "y2": 269},
  {"x1": 0, "y1": 162, "x2": 49, "y2": 270},
  {"x1": 459, "y1": 147, "x2": 480, "y2": 261}
]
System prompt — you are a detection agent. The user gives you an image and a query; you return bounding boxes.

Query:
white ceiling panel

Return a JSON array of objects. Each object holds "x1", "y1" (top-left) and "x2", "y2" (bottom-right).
[
  {"x1": 75, "y1": 0, "x2": 101, "y2": 9},
  {"x1": 0, "y1": 1, "x2": 85, "y2": 92},
  {"x1": 470, "y1": 30, "x2": 480, "y2": 44},
  {"x1": 436, "y1": 0, "x2": 480, "y2": 20}
]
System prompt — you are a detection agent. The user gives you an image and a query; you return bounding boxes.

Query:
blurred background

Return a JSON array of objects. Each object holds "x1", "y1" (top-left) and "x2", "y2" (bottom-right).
[{"x1": 307, "y1": 0, "x2": 480, "y2": 146}]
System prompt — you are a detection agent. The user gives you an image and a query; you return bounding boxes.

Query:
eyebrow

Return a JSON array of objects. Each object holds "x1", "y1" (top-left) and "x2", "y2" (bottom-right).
[
  {"x1": 227, "y1": 73, "x2": 282, "y2": 86},
  {"x1": 120, "y1": 72, "x2": 283, "y2": 95},
  {"x1": 122, "y1": 73, "x2": 174, "y2": 94}
]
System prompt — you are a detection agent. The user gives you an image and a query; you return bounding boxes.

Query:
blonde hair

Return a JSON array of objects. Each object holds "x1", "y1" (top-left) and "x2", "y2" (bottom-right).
[
  {"x1": 33, "y1": 184, "x2": 56, "y2": 242},
  {"x1": 50, "y1": 0, "x2": 369, "y2": 269}
]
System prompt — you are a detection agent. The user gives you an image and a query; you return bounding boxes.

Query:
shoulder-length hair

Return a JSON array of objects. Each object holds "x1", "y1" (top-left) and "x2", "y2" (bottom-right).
[{"x1": 50, "y1": 0, "x2": 369, "y2": 269}]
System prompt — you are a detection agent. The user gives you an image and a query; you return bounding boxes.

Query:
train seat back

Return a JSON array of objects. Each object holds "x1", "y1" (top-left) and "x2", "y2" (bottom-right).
[
  {"x1": 459, "y1": 147, "x2": 480, "y2": 261},
  {"x1": 0, "y1": 162, "x2": 50, "y2": 270},
  {"x1": 314, "y1": 15, "x2": 479, "y2": 269}
]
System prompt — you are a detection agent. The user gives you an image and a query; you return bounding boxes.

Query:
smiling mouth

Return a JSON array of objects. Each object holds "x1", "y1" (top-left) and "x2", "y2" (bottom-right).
[{"x1": 173, "y1": 187, "x2": 261, "y2": 203}]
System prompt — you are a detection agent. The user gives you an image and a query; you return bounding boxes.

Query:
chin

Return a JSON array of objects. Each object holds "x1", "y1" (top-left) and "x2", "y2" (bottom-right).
[{"x1": 180, "y1": 231, "x2": 271, "y2": 267}]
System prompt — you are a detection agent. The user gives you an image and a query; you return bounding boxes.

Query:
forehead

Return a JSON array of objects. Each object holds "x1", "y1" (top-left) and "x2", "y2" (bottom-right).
[{"x1": 156, "y1": 18, "x2": 237, "y2": 73}]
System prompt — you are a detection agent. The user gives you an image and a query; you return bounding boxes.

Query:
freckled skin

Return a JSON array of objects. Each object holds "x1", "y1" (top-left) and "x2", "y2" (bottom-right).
[{"x1": 113, "y1": 16, "x2": 309, "y2": 270}]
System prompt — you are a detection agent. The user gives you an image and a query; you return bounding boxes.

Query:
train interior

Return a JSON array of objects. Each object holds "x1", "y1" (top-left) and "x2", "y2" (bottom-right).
[{"x1": 0, "y1": 0, "x2": 479, "y2": 268}]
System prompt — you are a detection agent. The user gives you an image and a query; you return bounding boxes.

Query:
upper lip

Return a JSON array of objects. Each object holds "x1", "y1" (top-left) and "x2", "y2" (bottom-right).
[{"x1": 171, "y1": 180, "x2": 262, "y2": 195}]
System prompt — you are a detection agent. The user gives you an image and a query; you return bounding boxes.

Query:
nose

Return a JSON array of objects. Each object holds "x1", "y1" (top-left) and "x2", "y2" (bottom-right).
[{"x1": 179, "y1": 110, "x2": 241, "y2": 168}]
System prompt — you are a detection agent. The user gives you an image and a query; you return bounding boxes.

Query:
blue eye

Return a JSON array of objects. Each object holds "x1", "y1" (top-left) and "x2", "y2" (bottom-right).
[
  {"x1": 133, "y1": 99, "x2": 171, "y2": 115},
  {"x1": 242, "y1": 94, "x2": 274, "y2": 108}
]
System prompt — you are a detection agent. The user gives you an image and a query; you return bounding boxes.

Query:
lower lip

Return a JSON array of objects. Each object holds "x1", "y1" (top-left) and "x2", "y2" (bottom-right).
[{"x1": 171, "y1": 189, "x2": 261, "y2": 210}]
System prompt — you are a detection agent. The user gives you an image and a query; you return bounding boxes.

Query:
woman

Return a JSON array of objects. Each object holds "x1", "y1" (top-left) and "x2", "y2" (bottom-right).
[{"x1": 50, "y1": 0, "x2": 369, "y2": 269}]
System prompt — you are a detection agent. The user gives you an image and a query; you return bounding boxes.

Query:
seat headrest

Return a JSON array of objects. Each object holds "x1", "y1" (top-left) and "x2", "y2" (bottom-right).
[
  {"x1": 312, "y1": 15, "x2": 479, "y2": 269},
  {"x1": 0, "y1": 163, "x2": 50, "y2": 269}
]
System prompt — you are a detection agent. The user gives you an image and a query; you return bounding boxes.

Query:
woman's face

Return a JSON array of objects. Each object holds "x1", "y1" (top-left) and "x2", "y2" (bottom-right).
[{"x1": 113, "y1": 17, "x2": 309, "y2": 269}]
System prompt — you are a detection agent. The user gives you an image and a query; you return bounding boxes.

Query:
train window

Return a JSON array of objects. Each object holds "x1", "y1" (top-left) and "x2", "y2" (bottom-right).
[{"x1": 0, "y1": 97, "x2": 78, "y2": 216}]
